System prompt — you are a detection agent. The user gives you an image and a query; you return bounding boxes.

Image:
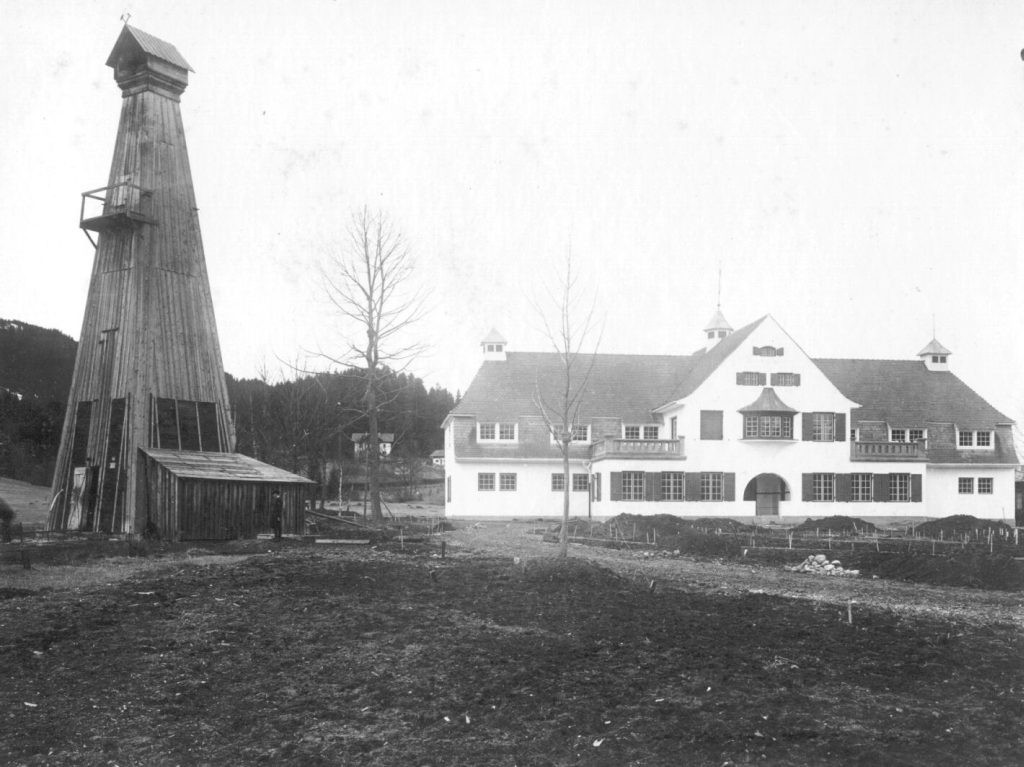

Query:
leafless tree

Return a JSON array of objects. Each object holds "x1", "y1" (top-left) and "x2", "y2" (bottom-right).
[
  {"x1": 532, "y1": 255, "x2": 603, "y2": 557},
  {"x1": 319, "y1": 208, "x2": 426, "y2": 521}
]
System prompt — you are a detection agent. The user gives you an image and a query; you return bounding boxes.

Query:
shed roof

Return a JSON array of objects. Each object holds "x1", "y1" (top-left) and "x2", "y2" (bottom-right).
[
  {"x1": 106, "y1": 25, "x2": 193, "y2": 72},
  {"x1": 141, "y1": 449, "x2": 315, "y2": 483}
]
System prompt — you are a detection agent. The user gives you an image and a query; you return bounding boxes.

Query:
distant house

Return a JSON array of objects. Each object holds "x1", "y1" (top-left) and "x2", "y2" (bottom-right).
[
  {"x1": 352, "y1": 433, "x2": 394, "y2": 458},
  {"x1": 430, "y1": 449, "x2": 445, "y2": 467},
  {"x1": 442, "y1": 312, "x2": 1017, "y2": 521}
]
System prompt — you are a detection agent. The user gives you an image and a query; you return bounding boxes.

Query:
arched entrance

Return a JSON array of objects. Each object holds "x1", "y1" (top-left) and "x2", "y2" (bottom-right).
[{"x1": 742, "y1": 474, "x2": 790, "y2": 516}]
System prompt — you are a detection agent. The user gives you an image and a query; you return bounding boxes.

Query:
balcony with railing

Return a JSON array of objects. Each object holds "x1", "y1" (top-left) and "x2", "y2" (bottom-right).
[
  {"x1": 851, "y1": 441, "x2": 923, "y2": 462},
  {"x1": 80, "y1": 180, "x2": 155, "y2": 244},
  {"x1": 592, "y1": 437, "x2": 685, "y2": 460}
]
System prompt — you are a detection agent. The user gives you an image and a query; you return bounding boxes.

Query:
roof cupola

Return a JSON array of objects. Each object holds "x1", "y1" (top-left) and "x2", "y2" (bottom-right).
[
  {"x1": 918, "y1": 338, "x2": 951, "y2": 372},
  {"x1": 481, "y1": 328, "x2": 507, "y2": 361},
  {"x1": 703, "y1": 308, "x2": 733, "y2": 351}
]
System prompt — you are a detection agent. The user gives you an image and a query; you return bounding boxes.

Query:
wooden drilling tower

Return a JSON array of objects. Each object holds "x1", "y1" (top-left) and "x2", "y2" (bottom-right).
[{"x1": 49, "y1": 26, "x2": 236, "y2": 535}]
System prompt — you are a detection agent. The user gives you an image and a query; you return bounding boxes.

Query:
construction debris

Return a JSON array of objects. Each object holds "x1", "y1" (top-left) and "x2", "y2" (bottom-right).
[{"x1": 786, "y1": 554, "x2": 859, "y2": 577}]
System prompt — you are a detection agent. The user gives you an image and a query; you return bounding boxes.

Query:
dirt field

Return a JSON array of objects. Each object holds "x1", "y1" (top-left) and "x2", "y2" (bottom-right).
[
  {"x1": 0, "y1": 477, "x2": 50, "y2": 528},
  {"x1": 2, "y1": 522, "x2": 1023, "y2": 766}
]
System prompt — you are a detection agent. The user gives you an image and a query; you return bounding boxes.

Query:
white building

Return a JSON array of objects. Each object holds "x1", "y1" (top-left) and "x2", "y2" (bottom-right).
[{"x1": 441, "y1": 313, "x2": 1018, "y2": 522}]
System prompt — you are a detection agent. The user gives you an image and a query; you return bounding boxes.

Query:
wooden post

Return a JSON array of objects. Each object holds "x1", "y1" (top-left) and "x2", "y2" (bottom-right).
[{"x1": 441, "y1": 540, "x2": 446, "y2": 559}]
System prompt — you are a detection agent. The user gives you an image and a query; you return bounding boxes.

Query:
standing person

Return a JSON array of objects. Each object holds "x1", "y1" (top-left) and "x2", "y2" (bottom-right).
[{"x1": 270, "y1": 489, "x2": 283, "y2": 541}]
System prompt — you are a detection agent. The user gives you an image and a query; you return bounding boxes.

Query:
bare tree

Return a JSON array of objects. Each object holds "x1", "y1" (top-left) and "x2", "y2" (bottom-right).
[
  {"x1": 532, "y1": 255, "x2": 603, "y2": 557},
  {"x1": 319, "y1": 208, "x2": 426, "y2": 522}
]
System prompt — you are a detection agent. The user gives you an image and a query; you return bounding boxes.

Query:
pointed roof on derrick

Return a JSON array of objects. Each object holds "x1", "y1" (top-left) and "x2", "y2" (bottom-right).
[{"x1": 106, "y1": 25, "x2": 194, "y2": 71}]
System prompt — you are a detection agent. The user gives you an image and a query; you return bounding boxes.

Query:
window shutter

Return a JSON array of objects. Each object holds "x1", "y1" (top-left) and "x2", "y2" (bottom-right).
[
  {"x1": 610, "y1": 472, "x2": 622, "y2": 501},
  {"x1": 723, "y1": 473, "x2": 736, "y2": 501},
  {"x1": 835, "y1": 413, "x2": 846, "y2": 442},
  {"x1": 911, "y1": 474, "x2": 922, "y2": 503},
  {"x1": 802, "y1": 413, "x2": 813, "y2": 441},
  {"x1": 701, "y1": 410, "x2": 723, "y2": 440},
  {"x1": 873, "y1": 474, "x2": 889, "y2": 502},
  {"x1": 835, "y1": 474, "x2": 850, "y2": 502},
  {"x1": 757, "y1": 373, "x2": 766, "y2": 386},
  {"x1": 592, "y1": 473, "x2": 601, "y2": 502},
  {"x1": 646, "y1": 472, "x2": 662, "y2": 501},
  {"x1": 736, "y1": 372, "x2": 743, "y2": 385},
  {"x1": 684, "y1": 473, "x2": 701, "y2": 501},
  {"x1": 801, "y1": 473, "x2": 813, "y2": 501},
  {"x1": 794, "y1": 373, "x2": 801, "y2": 386}
]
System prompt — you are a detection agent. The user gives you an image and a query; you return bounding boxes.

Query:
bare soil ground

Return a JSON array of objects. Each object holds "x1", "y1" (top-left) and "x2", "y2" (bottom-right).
[
  {"x1": 1, "y1": 523, "x2": 1023, "y2": 766},
  {"x1": 0, "y1": 477, "x2": 50, "y2": 528}
]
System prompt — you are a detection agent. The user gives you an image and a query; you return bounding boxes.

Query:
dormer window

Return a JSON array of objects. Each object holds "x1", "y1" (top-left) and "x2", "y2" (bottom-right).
[
  {"x1": 958, "y1": 429, "x2": 993, "y2": 448},
  {"x1": 478, "y1": 422, "x2": 517, "y2": 442},
  {"x1": 932, "y1": 355, "x2": 947, "y2": 364}
]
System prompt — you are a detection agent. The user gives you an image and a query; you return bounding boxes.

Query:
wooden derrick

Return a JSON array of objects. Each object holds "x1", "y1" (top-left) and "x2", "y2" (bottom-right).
[{"x1": 49, "y1": 26, "x2": 312, "y2": 540}]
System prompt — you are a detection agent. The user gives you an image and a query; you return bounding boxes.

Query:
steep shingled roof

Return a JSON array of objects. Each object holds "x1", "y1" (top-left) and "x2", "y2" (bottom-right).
[
  {"x1": 451, "y1": 317, "x2": 766, "y2": 422},
  {"x1": 813, "y1": 359, "x2": 1013, "y2": 428}
]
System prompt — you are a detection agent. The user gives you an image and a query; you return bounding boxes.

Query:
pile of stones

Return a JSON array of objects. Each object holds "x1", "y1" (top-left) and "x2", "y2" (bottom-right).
[{"x1": 786, "y1": 553, "x2": 859, "y2": 577}]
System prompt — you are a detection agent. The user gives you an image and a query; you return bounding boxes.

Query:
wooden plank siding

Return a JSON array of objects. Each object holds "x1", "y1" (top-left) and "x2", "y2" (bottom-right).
[
  {"x1": 49, "y1": 31, "x2": 235, "y2": 535},
  {"x1": 139, "y1": 451, "x2": 312, "y2": 541}
]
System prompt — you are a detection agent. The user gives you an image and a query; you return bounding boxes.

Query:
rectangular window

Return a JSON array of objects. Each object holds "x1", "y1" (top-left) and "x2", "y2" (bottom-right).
[
  {"x1": 890, "y1": 473, "x2": 910, "y2": 502},
  {"x1": 812, "y1": 413, "x2": 835, "y2": 442},
  {"x1": 622, "y1": 471, "x2": 645, "y2": 501},
  {"x1": 572, "y1": 473, "x2": 589, "y2": 492},
  {"x1": 850, "y1": 429, "x2": 858, "y2": 442},
  {"x1": 478, "y1": 423, "x2": 496, "y2": 440},
  {"x1": 551, "y1": 473, "x2": 564, "y2": 491},
  {"x1": 908, "y1": 428, "x2": 924, "y2": 443},
  {"x1": 978, "y1": 477, "x2": 993, "y2": 494},
  {"x1": 571, "y1": 424, "x2": 589, "y2": 442},
  {"x1": 498, "y1": 423, "x2": 516, "y2": 440},
  {"x1": 737, "y1": 371, "x2": 766, "y2": 386},
  {"x1": 670, "y1": 416, "x2": 677, "y2": 439},
  {"x1": 890, "y1": 428, "x2": 906, "y2": 443},
  {"x1": 958, "y1": 430, "x2": 973, "y2": 447},
  {"x1": 753, "y1": 346, "x2": 783, "y2": 357},
  {"x1": 624, "y1": 425, "x2": 640, "y2": 440},
  {"x1": 499, "y1": 473, "x2": 517, "y2": 491},
  {"x1": 976, "y1": 431, "x2": 991, "y2": 447},
  {"x1": 958, "y1": 477, "x2": 974, "y2": 494},
  {"x1": 744, "y1": 414, "x2": 792, "y2": 439},
  {"x1": 642, "y1": 425, "x2": 659, "y2": 440},
  {"x1": 851, "y1": 473, "x2": 872, "y2": 502},
  {"x1": 700, "y1": 472, "x2": 723, "y2": 501},
  {"x1": 700, "y1": 410, "x2": 723, "y2": 440},
  {"x1": 812, "y1": 473, "x2": 835, "y2": 502},
  {"x1": 770, "y1": 372, "x2": 800, "y2": 386},
  {"x1": 477, "y1": 473, "x2": 495, "y2": 491},
  {"x1": 662, "y1": 472, "x2": 684, "y2": 501}
]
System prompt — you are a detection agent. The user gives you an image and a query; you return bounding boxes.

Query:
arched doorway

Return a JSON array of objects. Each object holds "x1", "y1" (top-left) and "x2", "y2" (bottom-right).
[{"x1": 742, "y1": 474, "x2": 790, "y2": 516}]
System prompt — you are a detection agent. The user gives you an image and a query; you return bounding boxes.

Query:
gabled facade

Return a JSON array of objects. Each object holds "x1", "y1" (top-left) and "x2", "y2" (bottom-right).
[{"x1": 442, "y1": 316, "x2": 1017, "y2": 521}]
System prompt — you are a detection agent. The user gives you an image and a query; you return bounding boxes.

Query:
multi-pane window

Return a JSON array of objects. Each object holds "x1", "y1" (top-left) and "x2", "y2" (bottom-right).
[
  {"x1": 743, "y1": 414, "x2": 793, "y2": 439},
  {"x1": 551, "y1": 473, "x2": 565, "y2": 491},
  {"x1": 478, "y1": 473, "x2": 495, "y2": 491},
  {"x1": 890, "y1": 473, "x2": 910, "y2": 502},
  {"x1": 850, "y1": 429, "x2": 858, "y2": 442},
  {"x1": 572, "y1": 473, "x2": 589, "y2": 492},
  {"x1": 890, "y1": 429, "x2": 906, "y2": 443},
  {"x1": 737, "y1": 371, "x2": 766, "y2": 386},
  {"x1": 499, "y1": 473, "x2": 517, "y2": 491},
  {"x1": 753, "y1": 346, "x2": 784, "y2": 357},
  {"x1": 551, "y1": 425, "x2": 589, "y2": 443},
  {"x1": 479, "y1": 423, "x2": 516, "y2": 441},
  {"x1": 643, "y1": 425, "x2": 659, "y2": 440},
  {"x1": 771, "y1": 372, "x2": 800, "y2": 386},
  {"x1": 811, "y1": 413, "x2": 835, "y2": 441},
  {"x1": 662, "y1": 472, "x2": 684, "y2": 501},
  {"x1": 978, "y1": 477, "x2": 993, "y2": 494},
  {"x1": 851, "y1": 473, "x2": 873, "y2": 502},
  {"x1": 622, "y1": 471, "x2": 645, "y2": 501},
  {"x1": 700, "y1": 472, "x2": 723, "y2": 501},
  {"x1": 812, "y1": 473, "x2": 835, "y2": 502},
  {"x1": 958, "y1": 430, "x2": 973, "y2": 447},
  {"x1": 624, "y1": 425, "x2": 641, "y2": 440},
  {"x1": 976, "y1": 431, "x2": 992, "y2": 447},
  {"x1": 908, "y1": 429, "x2": 925, "y2": 442},
  {"x1": 958, "y1": 477, "x2": 974, "y2": 494}
]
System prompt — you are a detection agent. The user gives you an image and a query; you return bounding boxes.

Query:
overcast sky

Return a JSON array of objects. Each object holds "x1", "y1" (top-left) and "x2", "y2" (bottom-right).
[{"x1": 2, "y1": 0, "x2": 1023, "y2": 430}]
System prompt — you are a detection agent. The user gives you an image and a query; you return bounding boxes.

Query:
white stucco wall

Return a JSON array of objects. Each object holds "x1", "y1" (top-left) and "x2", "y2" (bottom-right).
[
  {"x1": 445, "y1": 458, "x2": 592, "y2": 518},
  {"x1": 923, "y1": 466, "x2": 1016, "y2": 521}
]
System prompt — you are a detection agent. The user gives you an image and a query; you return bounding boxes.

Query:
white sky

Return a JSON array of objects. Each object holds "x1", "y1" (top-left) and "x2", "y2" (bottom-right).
[{"x1": 2, "y1": 0, "x2": 1022, "y2": 429}]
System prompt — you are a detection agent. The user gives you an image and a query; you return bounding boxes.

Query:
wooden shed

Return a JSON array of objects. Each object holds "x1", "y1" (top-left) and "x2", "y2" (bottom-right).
[{"x1": 138, "y1": 448, "x2": 316, "y2": 541}]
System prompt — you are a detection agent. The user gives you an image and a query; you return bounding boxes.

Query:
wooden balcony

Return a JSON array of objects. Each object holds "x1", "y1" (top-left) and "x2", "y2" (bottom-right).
[
  {"x1": 592, "y1": 437, "x2": 685, "y2": 460},
  {"x1": 80, "y1": 181, "x2": 155, "y2": 245},
  {"x1": 851, "y1": 441, "x2": 922, "y2": 462}
]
